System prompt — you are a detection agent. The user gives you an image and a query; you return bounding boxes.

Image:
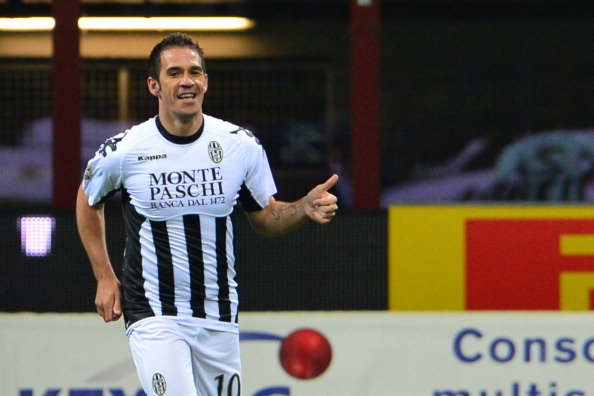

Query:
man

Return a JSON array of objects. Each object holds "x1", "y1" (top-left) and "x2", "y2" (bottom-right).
[{"x1": 76, "y1": 32, "x2": 338, "y2": 395}]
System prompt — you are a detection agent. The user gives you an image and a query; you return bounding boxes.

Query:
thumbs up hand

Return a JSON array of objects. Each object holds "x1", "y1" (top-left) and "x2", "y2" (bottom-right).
[{"x1": 305, "y1": 174, "x2": 339, "y2": 224}]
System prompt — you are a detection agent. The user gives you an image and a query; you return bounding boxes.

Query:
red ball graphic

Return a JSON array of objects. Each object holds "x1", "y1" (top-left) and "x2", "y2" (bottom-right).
[{"x1": 279, "y1": 328, "x2": 332, "y2": 379}]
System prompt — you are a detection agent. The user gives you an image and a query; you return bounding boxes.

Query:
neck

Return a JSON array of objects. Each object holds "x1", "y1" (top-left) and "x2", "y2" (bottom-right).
[{"x1": 158, "y1": 110, "x2": 204, "y2": 137}]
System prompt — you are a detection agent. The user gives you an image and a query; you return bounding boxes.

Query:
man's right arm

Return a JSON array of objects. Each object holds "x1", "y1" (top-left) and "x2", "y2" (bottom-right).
[{"x1": 76, "y1": 185, "x2": 122, "y2": 322}]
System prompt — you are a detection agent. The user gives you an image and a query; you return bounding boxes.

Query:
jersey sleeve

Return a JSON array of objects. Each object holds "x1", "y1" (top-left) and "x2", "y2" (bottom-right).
[
  {"x1": 237, "y1": 129, "x2": 277, "y2": 211},
  {"x1": 81, "y1": 132, "x2": 127, "y2": 206}
]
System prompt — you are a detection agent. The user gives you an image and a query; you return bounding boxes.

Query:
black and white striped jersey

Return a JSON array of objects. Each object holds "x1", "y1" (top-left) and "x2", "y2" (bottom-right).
[{"x1": 82, "y1": 115, "x2": 277, "y2": 332}]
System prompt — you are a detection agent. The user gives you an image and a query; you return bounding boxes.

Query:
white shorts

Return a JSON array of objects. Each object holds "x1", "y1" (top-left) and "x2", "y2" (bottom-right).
[{"x1": 127, "y1": 316, "x2": 241, "y2": 396}]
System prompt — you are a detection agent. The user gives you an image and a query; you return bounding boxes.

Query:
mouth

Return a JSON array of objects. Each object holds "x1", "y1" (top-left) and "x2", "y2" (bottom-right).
[{"x1": 178, "y1": 92, "x2": 196, "y2": 100}]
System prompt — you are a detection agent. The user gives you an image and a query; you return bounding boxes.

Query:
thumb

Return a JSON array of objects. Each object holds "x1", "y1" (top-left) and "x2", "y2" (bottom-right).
[
  {"x1": 112, "y1": 293, "x2": 122, "y2": 320},
  {"x1": 114, "y1": 294, "x2": 122, "y2": 314},
  {"x1": 318, "y1": 174, "x2": 339, "y2": 193}
]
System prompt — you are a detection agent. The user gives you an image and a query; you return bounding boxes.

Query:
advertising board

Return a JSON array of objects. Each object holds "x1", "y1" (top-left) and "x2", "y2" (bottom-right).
[
  {"x1": 389, "y1": 205, "x2": 594, "y2": 311},
  {"x1": 4, "y1": 312, "x2": 594, "y2": 396}
]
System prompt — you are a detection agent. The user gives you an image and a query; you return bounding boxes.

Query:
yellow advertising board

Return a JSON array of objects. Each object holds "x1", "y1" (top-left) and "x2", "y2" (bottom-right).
[{"x1": 388, "y1": 205, "x2": 594, "y2": 311}]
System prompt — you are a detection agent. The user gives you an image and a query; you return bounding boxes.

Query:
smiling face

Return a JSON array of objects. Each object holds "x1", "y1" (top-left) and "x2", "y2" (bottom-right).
[{"x1": 147, "y1": 46, "x2": 209, "y2": 128}]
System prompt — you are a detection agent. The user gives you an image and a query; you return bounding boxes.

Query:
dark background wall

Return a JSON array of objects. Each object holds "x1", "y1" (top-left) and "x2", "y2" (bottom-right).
[{"x1": 0, "y1": 205, "x2": 387, "y2": 313}]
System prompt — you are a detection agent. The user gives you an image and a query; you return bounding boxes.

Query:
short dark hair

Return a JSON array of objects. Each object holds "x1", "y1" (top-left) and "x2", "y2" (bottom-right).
[{"x1": 148, "y1": 32, "x2": 206, "y2": 81}]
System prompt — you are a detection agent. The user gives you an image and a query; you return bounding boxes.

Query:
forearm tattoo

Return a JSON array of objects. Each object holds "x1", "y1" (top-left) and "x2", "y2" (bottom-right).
[{"x1": 271, "y1": 203, "x2": 300, "y2": 221}]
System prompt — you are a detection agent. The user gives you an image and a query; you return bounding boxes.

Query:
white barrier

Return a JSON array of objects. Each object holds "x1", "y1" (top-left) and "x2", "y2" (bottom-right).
[{"x1": 3, "y1": 312, "x2": 594, "y2": 395}]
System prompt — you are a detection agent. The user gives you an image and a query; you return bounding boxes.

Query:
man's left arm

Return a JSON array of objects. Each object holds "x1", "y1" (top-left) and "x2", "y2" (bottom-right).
[{"x1": 246, "y1": 174, "x2": 339, "y2": 237}]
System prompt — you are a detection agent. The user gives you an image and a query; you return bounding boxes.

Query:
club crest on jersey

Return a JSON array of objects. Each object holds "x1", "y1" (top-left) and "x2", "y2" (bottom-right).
[
  {"x1": 152, "y1": 372, "x2": 167, "y2": 395},
  {"x1": 208, "y1": 141, "x2": 224, "y2": 163}
]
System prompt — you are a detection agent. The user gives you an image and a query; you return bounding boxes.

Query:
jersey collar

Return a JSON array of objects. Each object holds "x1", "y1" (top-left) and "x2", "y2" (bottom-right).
[{"x1": 155, "y1": 116, "x2": 205, "y2": 144}]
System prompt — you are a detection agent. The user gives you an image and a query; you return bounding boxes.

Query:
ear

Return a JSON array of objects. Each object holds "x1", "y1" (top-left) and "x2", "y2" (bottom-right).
[
  {"x1": 203, "y1": 73, "x2": 209, "y2": 94},
  {"x1": 147, "y1": 76, "x2": 160, "y2": 98}
]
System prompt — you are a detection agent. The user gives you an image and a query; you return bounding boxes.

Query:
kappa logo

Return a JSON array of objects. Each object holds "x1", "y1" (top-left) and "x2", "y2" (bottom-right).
[
  {"x1": 152, "y1": 372, "x2": 167, "y2": 395},
  {"x1": 208, "y1": 141, "x2": 224, "y2": 163},
  {"x1": 138, "y1": 154, "x2": 167, "y2": 161}
]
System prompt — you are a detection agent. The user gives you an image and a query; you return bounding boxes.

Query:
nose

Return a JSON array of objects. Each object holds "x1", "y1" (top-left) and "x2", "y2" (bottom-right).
[{"x1": 180, "y1": 71, "x2": 195, "y2": 87}]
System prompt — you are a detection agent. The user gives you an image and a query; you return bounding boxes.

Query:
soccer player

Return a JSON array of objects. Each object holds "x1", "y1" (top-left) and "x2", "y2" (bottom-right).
[{"x1": 76, "y1": 32, "x2": 338, "y2": 396}]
